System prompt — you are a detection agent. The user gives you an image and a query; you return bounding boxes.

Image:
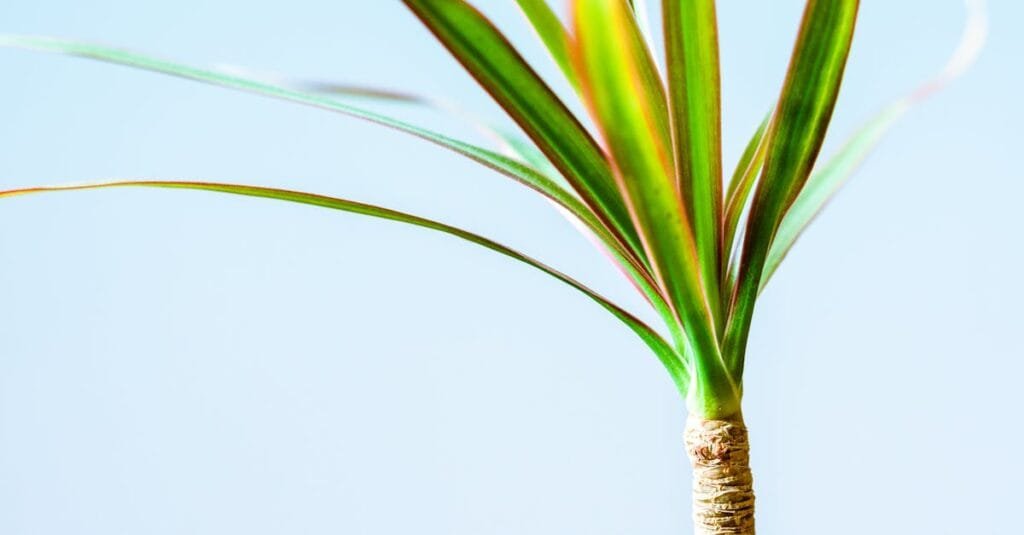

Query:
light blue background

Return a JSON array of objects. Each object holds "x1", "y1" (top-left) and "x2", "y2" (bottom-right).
[{"x1": 1, "y1": 2, "x2": 1020, "y2": 533}]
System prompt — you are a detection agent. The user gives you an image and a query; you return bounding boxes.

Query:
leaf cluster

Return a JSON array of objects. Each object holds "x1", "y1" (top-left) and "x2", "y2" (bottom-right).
[{"x1": 0, "y1": 1, "x2": 985, "y2": 418}]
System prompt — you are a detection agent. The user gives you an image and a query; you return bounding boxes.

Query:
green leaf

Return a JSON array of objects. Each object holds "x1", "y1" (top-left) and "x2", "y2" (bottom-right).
[
  {"x1": 0, "y1": 36, "x2": 566, "y2": 217},
  {"x1": 0, "y1": 36, "x2": 665, "y2": 300},
  {"x1": 664, "y1": 0, "x2": 724, "y2": 328},
  {"x1": 761, "y1": 0, "x2": 988, "y2": 289},
  {"x1": 293, "y1": 79, "x2": 567, "y2": 184},
  {"x1": 251, "y1": 82, "x2": 686, "y2": 341},
  {"x1": 402, "y1": 0, "x2": 648, "y2": 269},
  {"x1": 0, "y1": 34, "x2": 688, "y2": 332},
  {"x1": 0, "y1": 179, "x2": 689, "y2": 394},
  {"x1": 761, "y1": 103, "x2": 902, "y2": 287},
  {"x1": 628, "y1": 0, "x2": 658, "y2": 55},
  {"x1": 514, "y1": 0, "x2": 580, "y2": 93},
  {"x1": 572, "y1": 0, "x2": 736, "y2": 418},
  {"x1": 723, "y1": 0, "x2": 859, "y2": 377},
  {"x1": 722, "y1": 113, "x2": 771, "y2": 294},
  {"x1": 0, "y1": 34, "x2": 685, "y2": 364}
]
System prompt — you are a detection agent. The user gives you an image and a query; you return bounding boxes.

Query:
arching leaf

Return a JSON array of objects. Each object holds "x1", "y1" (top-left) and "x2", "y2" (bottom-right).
[
  {"x1": 0, "y1": 35, "x2": 684, "y2": 357},
  {"x1": 0, "y1": 179, "x2": 689, "y2": 393},
  {"x1": 0, "y1": 35, "x2": 672, "y2": 316}
]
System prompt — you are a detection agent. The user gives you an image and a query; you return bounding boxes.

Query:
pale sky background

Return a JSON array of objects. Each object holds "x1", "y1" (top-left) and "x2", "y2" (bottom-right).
[{"x1": 1, "y1": 2, "x2": 1021, "y2": 534}]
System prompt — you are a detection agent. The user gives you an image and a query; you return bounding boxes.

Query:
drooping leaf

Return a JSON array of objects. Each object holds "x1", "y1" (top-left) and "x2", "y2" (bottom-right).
[
  {"x1": 572, "y1": 0, "x2": 737, "y2": 418},
  {"x1": 217, "y1": 73, "x2": 684, "y2": 318},
  {"x1": 513, "y1": 0, "x2": 580, "y2": 92},
  {"x1": 0, "y1": 179, "x2": 689, "y2": 393},
  {"x1": 249, "y1": 81, "x2": 683, "y2": 333},
  {"x1": 664, "y1": 0, "x2": 724, "y2": 327},
  {"x1": 0, "y1": 35, "x2": 684, "y2": 358},
  {"x1": 402, "y1": 0, "x2": 648, "y2": 268},
  {"x1": 289, "y1": 78, "x2": 566, "y2": 184},
  {"x1": 0, "y1": 36, "x2": 570, "y2": 216},
  {"x1": 723, "y1": 0, "x2": 859, "y2": 377},
  {"x1": 0, "y1": 36, "x2": 674, "y2": 305},
  {"x1": 761, "y1": 0, "x2": 988, "y2": 288},
  {"x1": 218, "y1": 71, "x2": 689, "y2": 324}
]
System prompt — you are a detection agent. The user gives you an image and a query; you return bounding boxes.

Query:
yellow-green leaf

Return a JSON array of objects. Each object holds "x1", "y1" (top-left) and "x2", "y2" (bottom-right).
[
  {"x1": 664, "y1": 0, "x2": 724, "y2": 327},
  {"x1": 572, "y1": 0, "x2": 737, "y2": 418}
]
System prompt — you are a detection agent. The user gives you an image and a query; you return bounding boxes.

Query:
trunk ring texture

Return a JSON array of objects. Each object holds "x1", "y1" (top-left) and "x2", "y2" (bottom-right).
[{"x1": 684, "y1": 416, "x2": 755, "y2": 534}]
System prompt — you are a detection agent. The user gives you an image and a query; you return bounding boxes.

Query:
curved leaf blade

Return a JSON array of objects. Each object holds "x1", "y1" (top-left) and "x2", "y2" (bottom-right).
[
  {"x1": 761, "y1": 0, "x2": 988, "y2": 288},
  {"x1": 514, "y1": 0, "x2": 580, "y2": 92},
  {"x1": 0, "y1": 36, "x2": 671, "y2": 302},
  {"x1": 0, "y1": 36, "x2": 682, "y2": 360},
  {"x1": 722, "y1": 113, "x2": 771, "y2": 296},
  {"x1": 724, "y1": 0, "x2": 859, "y2": 376},
  {"x1": 293, "y1": 79, "x2": 568, "y2": 187},
  {"x1": 285, "y1": 78, "x2": 563, "y2": 180},
  {"x1": 0, "y1": 36, "x2": 568, "y2": 216},
  {"x1": 401, "y1": 0, "x2": 648, "y2": 267},
  {"x1": 0, "y1": 179, "x2": 689, "y2": 393}
]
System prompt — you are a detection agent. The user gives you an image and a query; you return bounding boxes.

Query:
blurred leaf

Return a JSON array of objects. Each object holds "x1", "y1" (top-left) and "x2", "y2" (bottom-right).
[
  {"x1": 724, "y1": 0, "x2": 859, "y2": 376},
  {"x1": 402, "y1": 0, "x2": 648, "y2": 268},
  {"x1": 629, "y1": 0, "x2": 658, "y2": 55},
  {"x1": 664, "y1": 0, "x2": 724, "y2": 326},
  {"x1": 761, "y1": 0, "x2": 988, "y2": 288},
  {"x1": 573, "y1": 0, "x2": 737, "y2": 417},
  {"x1": 290, "y1": 78, "x2": 565, "y2": 183},
  {"x1": 761, "y1": 103, "x2": 901, "y2": 287},
  {"x1": 0, "y1": 179, "x2": 689, "y2": 393}
]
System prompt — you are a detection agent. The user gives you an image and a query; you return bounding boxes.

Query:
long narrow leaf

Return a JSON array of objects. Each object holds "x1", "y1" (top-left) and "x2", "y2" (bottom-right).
[
  {"x1": 0, "y1": 36, "x2": 672, "y2": 306},
  {"x1": 514, "y1": 0, "x2": 580, "y2": 92},
  {"x1": 664, "y1": 0, "x2": 724, "y2": 327},
  {"x1": 722, "y1": 113, "x2": 771, "y2": 295},
  {"x1": 0, "y1": 35, "x2": 684, "y2": 353},
  {"x1": 215, "y1": 72, "x2": 687, "y2": 324},
  {"x1": 723, "y1": 0, "x2": 859, "y2": 377},
  {"x1": 726, "y1": 114, "x2": 771, "y2": 203},
  {"x1": 402, "y1": 0, "x2": 648, "y2": 268},
  {"x1": 291, "y1": 78, "x2": 566, "y2": 185},
  {"x1": 761, "y1": 0, "x2": 988, "y2": 288},
  {"x1": 0, "y1": 179, "x2": 689, "y2": 393},
  {"x1": 572, "y1": 0, "x2": 737, "y2": 417},
  {"x1": 629, "y1": 0, "x2": 658, "y2": 58},
  {"x1": 0, "y1": 36, "x2": 577, "y2": 224},
  {"x1": 299, "y1": 81, "x2": 682, "y2": 317}
]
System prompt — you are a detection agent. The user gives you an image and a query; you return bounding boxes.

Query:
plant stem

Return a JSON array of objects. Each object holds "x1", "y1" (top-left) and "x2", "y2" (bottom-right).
[{"x1": 684, "y1": 415, "x2": 755, "y2": 534}]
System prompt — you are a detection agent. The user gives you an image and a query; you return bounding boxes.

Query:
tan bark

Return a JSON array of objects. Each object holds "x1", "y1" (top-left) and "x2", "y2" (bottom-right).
[{"x1": 684, "y1": 416, "x2": 755, "y2": 534}]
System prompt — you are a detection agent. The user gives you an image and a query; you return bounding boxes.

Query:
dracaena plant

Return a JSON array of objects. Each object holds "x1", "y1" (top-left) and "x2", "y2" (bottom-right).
[{"x1": 0, "y1": 1, "x2": 985, "y2": 532}]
